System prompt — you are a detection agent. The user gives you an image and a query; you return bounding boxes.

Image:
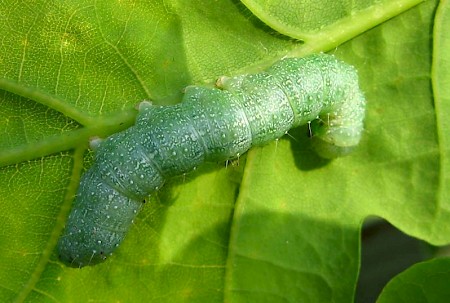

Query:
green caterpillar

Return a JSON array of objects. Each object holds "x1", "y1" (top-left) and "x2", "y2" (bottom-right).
[{"x1": 57, "y1": 54, "x2": 366, "y2": 267}]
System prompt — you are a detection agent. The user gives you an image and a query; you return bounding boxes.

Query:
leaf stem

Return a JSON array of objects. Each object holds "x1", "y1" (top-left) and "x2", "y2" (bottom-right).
[
  {"x1": 0, "y1": 111, "x2": 136, "y2": 167},
  {"x1": 0, "y1": 78, "x2": 94, "y2": 126},
  {"x1": 287, "y1": 0, "x2": 427, "y2": 56},
  {"x1": 13, "y1": 147, "x2": 86, "y2": 303}
]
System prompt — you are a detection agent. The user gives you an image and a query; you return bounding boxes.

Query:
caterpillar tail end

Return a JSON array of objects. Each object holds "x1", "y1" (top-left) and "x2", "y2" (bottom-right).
[
  {"x1": 57, "y1": 236, "x2": 108, "y2": 268},
  {"x1": 310, "y1": 120, "x2": 364, "y2": 159},
  {"x1": 311, "y1": 83, "x2": 365, "y2": 159},
  {"x1": 57, "y1": 169, "x2": 142, "y2": 268},
  {"x1": 311, "y1": 137, "x2": 357, "y2": 159}
]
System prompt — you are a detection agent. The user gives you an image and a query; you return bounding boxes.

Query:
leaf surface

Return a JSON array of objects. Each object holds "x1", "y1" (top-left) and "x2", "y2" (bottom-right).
[{"x1": 0, "y1": 0, "x2": 446, "y2": 302}]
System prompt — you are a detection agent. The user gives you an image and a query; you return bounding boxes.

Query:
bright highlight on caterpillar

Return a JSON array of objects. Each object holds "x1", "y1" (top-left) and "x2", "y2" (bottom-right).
[{"x1": 58, "y1": 54, "x2": 366, "y2": 267}]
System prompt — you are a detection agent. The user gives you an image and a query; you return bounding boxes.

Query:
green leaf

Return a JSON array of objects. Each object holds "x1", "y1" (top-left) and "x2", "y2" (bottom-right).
[
  {"x1": 377, "y1": 258, "x2": 450, "y2": 302},
  {"x1": 0, "y1": 0, "x2": 447, "y2": 302},
  {"x1": 241, "y1": 0, "x2": 426, "y2": 43}
]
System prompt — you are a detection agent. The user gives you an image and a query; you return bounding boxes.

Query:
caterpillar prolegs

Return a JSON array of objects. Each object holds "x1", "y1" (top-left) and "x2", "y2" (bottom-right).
[{"x1": 57, "y1": 54, "x2": 366, "y2": 267}]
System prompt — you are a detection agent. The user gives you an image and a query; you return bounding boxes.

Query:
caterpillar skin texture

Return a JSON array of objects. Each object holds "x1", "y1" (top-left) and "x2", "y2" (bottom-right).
[{"x1": 57, "y1": 54, "x2": 365, "y2": 267}]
